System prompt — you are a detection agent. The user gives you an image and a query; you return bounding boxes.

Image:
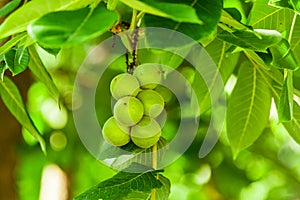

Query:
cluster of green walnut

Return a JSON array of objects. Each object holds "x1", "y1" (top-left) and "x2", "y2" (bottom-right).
[{"x1": 102, "y1": 65, "x2": 167, "y2": 149}]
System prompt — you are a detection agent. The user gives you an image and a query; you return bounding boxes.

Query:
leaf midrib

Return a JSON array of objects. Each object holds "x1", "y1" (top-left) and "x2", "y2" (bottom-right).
[
  {"x1": 90, "y1": 172, "x2": 156, "y2": 192},
  {"x1": 0, "y1": 79, "x2": 26, "y2": 115},
  {"x1": 251, "y1": 7, "x2": 282, "y2": 26},
  {"x1": 200, "y1": 41, "x2": 226, "y2": 109},
  {"x1": 237, "y1": 67, "x2": 257, "y2": 151}
]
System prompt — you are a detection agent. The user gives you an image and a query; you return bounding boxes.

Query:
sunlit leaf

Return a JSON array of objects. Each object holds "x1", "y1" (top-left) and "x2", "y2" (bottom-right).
[
  {"x1": 259, "y1": 67, "x2": 300, "y2": 144},
  {"x1": 290, "y1": 16, "x2": 300, "y2": 66},
  {"x1": 283, "y1": 102, "x2": 300, "y2": 143},
  {"x1": 28, "y1": 4, "x2": 118, "y2": 48},
  {"x1": 138, "y1": 47, "x2": 191, "y2": 70},
  {"x1": 107, "y1": 0, "x2": 119, "y2": 10},
  {"x1": 0, "y1": 76, "x2": 46, "y2": 153},
  {"x1": 74, "y1": 163, "x2": 168, "y2": 200},
  {"x1": 278, "y1": 72, "x2": 293, "y2": 122},
  {"x1": 227, "y1": 62, "x2": 272, "y2": 158},
  {"x1": 268, "y1": 0, "x2": 300, "y2": 14},
  {"x1": 0, "y1": 0, "x2": 96, "y2": 39},
  {"x1": 217, "y1": 29, "x2": 282, "y2": 52},
  {"x1": 0, "y1": 33, "x2": 27, "y2": 56},
  {"x1": 244, "y1": 50, "x2": 270, "y2": 69},
  {"x1": 220, "y1": 10, "x2": 248, "y2": 30},
  {"x1": 192, "y1": 39, "x2": 240, "y2": 114},
  {"x1": 248, "y1": 0, "x2": 293, "y2": 31},
  {"x1": 143, "y1": 0, "x2": 222, "y2": 41},
  {"x1": 28, "y1": 46, "x2": 60, "y2": 100},
  {"x1": 248, "y1": 0, "x2": 300, "y2": 68},
  {"x1": 120, "y1": 0, "x2": 202, "y2": 24}
]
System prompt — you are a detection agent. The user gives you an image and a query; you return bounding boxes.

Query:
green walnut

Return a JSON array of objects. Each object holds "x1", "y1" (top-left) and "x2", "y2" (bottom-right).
[
  {"x1": 133, "y1": 64, "x2": 162, "y2": 89},
  {"x1": 154, "y1": 85, "x2": 174, "y2": 104},
  {"x1": 114, "y1": 96, "x2": 144, "y2": 126},
  {"x1": 110, "y1": 73, "x2": 140, "y2": 100},
  {"x1": 131, "y1": 116, "x2": 161, "y2": 148},
  {"x1": 137, "y1": 90, "x2": 164, "y2": 118},
  {"x1": 102, "y1": 117, "x2": 130, "y2": 146}
]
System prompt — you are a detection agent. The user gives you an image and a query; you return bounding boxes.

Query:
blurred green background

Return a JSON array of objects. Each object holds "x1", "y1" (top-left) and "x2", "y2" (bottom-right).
[{"x1": 1, "y1": 40, "x2": 300, "y2": 200}]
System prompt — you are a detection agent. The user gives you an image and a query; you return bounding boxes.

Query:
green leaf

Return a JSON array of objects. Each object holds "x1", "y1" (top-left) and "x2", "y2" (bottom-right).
[
  {"x1": 107, "y1": 0, "x2": 119, "y2": 10},
  {"x1": 217, "y1": 29, "x2": 282, "y2": 52},
  {"x1": 0, "y1": 59, "x2": 7, "y2": 80},
  {"x1": 4, "y1": 47, "x2": 30, "y2": 76},
  {"x1": 122, "y1": 191, "x2": 150, "y2": 199},
  {"x1": 14, "y1": 47, "x2": 30, "y2": 75},
  {"x1": 227, "y1": 62, "x2": 272, "y2": 158},
  {"x1": 223, "y1": 8, "x2": 242, "y2": 22},
  {"x1": 268, "y1": 0, "x2": 300, "y2": 14},
  {"x1": 278, "y1": 72, "x2": 294, "y2": 122},
  {"x1": 3, "y1": 49, "x2": 16, "y2": 71},
  {"x1": 138, "y1": 47, "x2": 191, "y2": 70},
  {"x1": 98, "y1": 138, "x2": 168, "y2": 171},
  {"x1": 261, "y1": 68, "x2": 300, "y2": 144},
  {"x1": 28, "y1": 46, "x2": 60, "y2": 100},
  {"x1": 248, "y1": 0, "x2": 296, "y2": 32},
  {"x1": 192, "y1": 39, "x2": 240, "y2": 114},
  {"x1": 0, "y1": 33, "x2": 27, "y2": 55},
  {"x1": 220, "y1": 10, "x2": 249, "y2": 30},
  {"x1": 244, "y1": 50, "x2": 270, "y2": 69},
  {"x1": 256, "y1": 51, "x2": 273, "y2": 66},
  {"x1": 120, "y1": 0, "x2": 202, "y2": 24},
  {"x1": 40, "y1": 47, "x2": 60, "y2": 57},
  {"x1": 27, "y1": 4, "x2": 118, "y2": 48},
  {"x1": 0, "y1": 0, "x2": 96, "y2": 39},
  {"x1": 0, "y1": 0, "x2": 21, "y2": 18},
  {"x1": 269, "y1": 39, "x2": 299, "y2": 70},
  {"x1": 143, "y1": 0, "x2": 222, "y2": 41},
  {"x1": 0, "y1": 76, "x2": 46, "y2": 153},
  {"x1": 155, "y1": 175, "x2": 170, "y2": 200},
  {"x1": 74, "y1": 163, "x2": 168, "y2": 200},
  {"x1": 290, "y1": 15, "x2": 300, "y2": 66},
  {"x1": 247, "y1": 0, "x2": 300, "y2": 67},
  {"x1": 283, "y1": 102, "x2": 300, "y2": 143}
]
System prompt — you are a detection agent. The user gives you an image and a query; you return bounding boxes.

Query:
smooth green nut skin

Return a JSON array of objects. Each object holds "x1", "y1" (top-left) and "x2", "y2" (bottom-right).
[
  {"x1": 133, "y1": 64, "x2": 162, "y2": 89},
  {"x1": 102, "y1": 117, "x2": 130, "y2": 146},
  {"x1": 137, "y1": 90, "x2": 164, "y2": 118},
  {"x1": 110, "y1": 73, "x2": 140, "y2": 99},
  {"x1": 154, "y1": 85, "x2": 174, "y2": 104},
  {"x1": 131, "y1": 116, "x2": 161, "y2": 148},
  {"x1": 114, "y1": 96, "x2": 144, "y2": 126}
]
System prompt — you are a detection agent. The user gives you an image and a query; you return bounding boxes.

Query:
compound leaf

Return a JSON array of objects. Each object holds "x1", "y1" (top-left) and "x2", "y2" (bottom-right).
[
  {"x1": 227, "y1": 62, "x2": 272, "y2": 158},
  {"x1": 74, "y1": 163, "x2": 169, "y2": 200}
]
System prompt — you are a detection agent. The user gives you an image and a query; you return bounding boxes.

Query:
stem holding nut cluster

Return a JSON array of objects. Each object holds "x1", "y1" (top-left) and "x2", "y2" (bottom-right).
[{"x1": 151, "y1": 143, "x2": 158, "y2": 200}]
